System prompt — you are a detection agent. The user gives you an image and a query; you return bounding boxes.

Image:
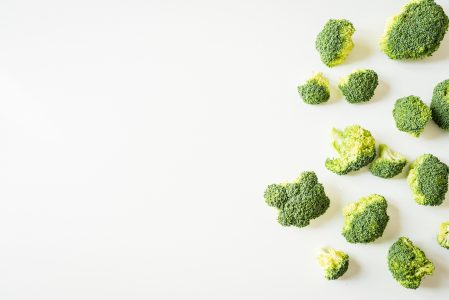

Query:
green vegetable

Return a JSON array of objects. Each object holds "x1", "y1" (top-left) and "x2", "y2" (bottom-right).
[
  {"x1": 437, "y1": 221, "x2": 449, "y2": 249},
  {"x1": 431, "y1": 79, "x2": 449, "y2": 130},
  {"x1": 339, "y1": 69, "x2": 378, "y2": 103},
  {"x1": 342, "y1": 194, "x2": 389, "y2": 243},
  {"x1": 388, "y1": 237, "x2": 434, "y2": 289},
  {"x1": 325, "y1": 125, "x2": 376, "y2": 175},
  {"x1": 380, "y1": 0, "x2": 449, "y2": 60},
  {"x1": 264, "y1": 171, "x2": 330, "y2": 228},
  {"x1": 407, "y1": 154, "x2": 449, "y2": 206},
  {"x1": 392, "y1": 96, "x2": 431, "y2": 137},
  {"x1": 297, "y1": 73, "x2": 330, "y2": 104},
  {"x1": 317, "y1": 247, "x2": 349, "y2": 280},
  {"x1": 316, "y1": 19, "x2": 355, "y2": 67},
  {"x1": 369, "y1": 144, "x2": 407, "y2": 179}
]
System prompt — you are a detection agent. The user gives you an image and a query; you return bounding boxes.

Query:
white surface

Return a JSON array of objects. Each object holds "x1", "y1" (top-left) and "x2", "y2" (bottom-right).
[{"x1": 0, "y1": 0, "x2": 448, "y2": 299}]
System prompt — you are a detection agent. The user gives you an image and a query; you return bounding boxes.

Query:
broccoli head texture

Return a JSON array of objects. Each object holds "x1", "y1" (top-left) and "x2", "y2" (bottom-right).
[
  {"x1": 431, "y1": 79, "x2": 449, "y2": 130},
  {"x1": 380, "y1": 0, "x2": 449, "y2": 60},
  {"x1": 317, "y1": 247, "x2": 349, "y2": 280},
  {"x1": 388, "y1": 237, "x2": 434, "y2": 289},
  {"x1": 407, "y1": 154, "x2": 449, "y2": 206},
  {"x1": 342, "y1": 194, "x2": 389, "y2": 243},
  {"x1": 263, "y1": 171, "x2": 330, "y2": 228},
  {"x1": 325, "y1": 125, "x2": 376, "y2": 175},
  {"x1": 392, "y1": 96, "x2": 432, "y2": 137},
  {"x1": 339, "y1": 69, "x2": 379, "y2": 103},
  {"x1": 297, "y1": 73, "x2": 330, "y2": 105},
  {"x1": 316, "y1": 19, "x2": 355, "y2": 67},
  {"x1": 437, "y1": 221, "x2": 449, "y2": 249},
  {"x1": 369, "y1": 144, "x2": 407, "y2": 179}
]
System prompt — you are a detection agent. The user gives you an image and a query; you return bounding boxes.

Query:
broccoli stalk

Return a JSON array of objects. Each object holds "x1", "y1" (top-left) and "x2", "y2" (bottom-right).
[
  {"x1": 317, "y1": 247, "x2": 349, "y2": 280},
  {"x1": 339, "y1": 69, "x2": 379, "y2": 103},
  {"x1": 431, "y1": 79, "x2": 449, "y2": 130},
  {"x1": 297, "y1": 73, "x2": 330, "y2": 105},
  {"x1": 392, "y1": 96, "x2": 432, "y2": 137},
  {"x1": 437, "y1": 221, "x2": 449, "y2": 249},
  {"x1": 369, "y1": 144, "x2": 407, "y2": 179}
]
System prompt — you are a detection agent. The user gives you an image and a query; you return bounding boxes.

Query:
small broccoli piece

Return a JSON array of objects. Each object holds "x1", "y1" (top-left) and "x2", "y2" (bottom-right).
[
  {"x1": 297, "y1": 73, "x2": 330, "y2": 105},
  {"x1": 437, "y1": 221, "x2": 449, "y2": 249},
  {"x1": 342, "y1": 194, "x2": 389, "y2": 243},
  {"x1": 339, "y1": 69, "x2": 378, "y2": 103},
  {"x1": 392, "y1": 96, "x2": 432, "y2": 137},
  {"x1": 431, "y1": 79, "x2": 449, "y2": 130},
  {"x1": 381, "y1": 0, "x2": 449, "y2": 60},
  {"x1": 369, "y1": 144, "x2": 407, "y2": 179},
  {"x1": 315, "y1": 19, "x2": 355, "y2": 67},
  {"x1": 317, "y1": 247, "x2": 349, "y2": 280},
  {"x1": 407, "y1": 154, "x2": 449, "y2": 206},
  {"x1": 325, "y1": 125, "x2": 376, "y2": 175},
  {"x1": 388, "y1": 237, "x2": 434, "y2": 289},
  {"x1": 263, "y1": 171, "x2": 330, "y2": 228}
]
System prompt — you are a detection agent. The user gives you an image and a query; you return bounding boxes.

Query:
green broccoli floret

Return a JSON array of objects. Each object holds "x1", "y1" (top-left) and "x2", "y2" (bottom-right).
[
  {"x1": 342, "y1": 194, "x2": 389, "y2": 243},
  {"x1": 380, "y1": 0, "x2": 449, "y2": 60},
  {"x1": 325, "y1": 125, "x2": 376, "y2": 175},
  {"x1": 315, "y1": 19, "x2": 355, "y2": 67},
  {"x1": 339, "y1": 69, "x2": 379, "y2": 103},
  {"x1": 297, "y1": 73, "x2": 330, "y2": 105},
  {"x1": 317, "y1": 247, "x2": 349, "y2": 280},
  {"x1": 263, "y1": 171, "x2": 330, "y2": 228},
  {"x1": 392, "y1": 96, "x2": 432, "y2": 137},
  {"x1": 369, "y1": 144, "x2": 407, "y2": 179},
  {"x1": 437, "y1": 221, "x2": 449, "y2": 249},
  {"x1": 388, "y1": 237, "x2": 434, "y2": 289},
  {"x1": 431, "y1": 79, "x2": 449, "y2": 130},
  {"x1": 407, "y1": 154, "x2": 449, "y2": 206}
]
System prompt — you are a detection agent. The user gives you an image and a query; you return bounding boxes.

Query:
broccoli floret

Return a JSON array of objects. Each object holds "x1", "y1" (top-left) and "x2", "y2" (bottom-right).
[
  {"x1": 380, "y1": 0, "x2": 449, "y2": 60},
  {"x1": 388, "y1": 237, "x2": 434, "y2": 289},
  {"x1": 315, "y1": 19, "x2": 355, "y2": 67},
  {"x1": 317, "y1": 247, "x2": 349, "y2": 280},
  {"x1": 263, "y1": 171, "x2": 330, "y2": 228},
  {"x1": 407, "y1": 154, "x2": 449, "y2": 206},
  {"x1": 325, "y1": 125, "x2": 376, "y2": 175},
  {"x1": 437, "y1": 221, "x2": 449, "y2": 249},
  {"x1": 339, "y1": 69, "x2": 378, "y2": 103},
  {"x1": 297, "y1": 73, "x2": 330, "y2": 105},
  {"x1": 342, "y1": 194, "x2": 389, "y2": 243},
  {"x1": 369, "y1": 144, "x2": 407, "y2": 179},
  {"x1": 431, "y1": 79, "x2": 449, "y2": 130},
  {"x1": 392, "y1": 96, "x2": 432, "y2": 137}
]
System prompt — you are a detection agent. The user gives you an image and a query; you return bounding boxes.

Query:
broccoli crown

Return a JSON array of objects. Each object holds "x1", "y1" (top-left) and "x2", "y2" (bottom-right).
[
  {"x1": 317, "y1": 247, "x2": 349, "y2": 280},
  {"x1": 315, "y1": 19, "x2": 355, "y2": 67},
  {"x1": 380, "y1": 0, "x2": 449, "y2": 60},
  {"x1": 325, "y1": 125, "x2": 376, "y2": 175},
  {"x1": 388, "y1": 237, "x2": 434, "y2": 289},
  {"x1": 342, "y1": 194, "x2": 389, "y2": 243},
  {"x1": 392, "y1": 96, "x2": 432, "y2": 137},
  {"x1": 263, "y1": 171, "x2": 330, "y2": 228},
  {"x1": 430, "y1": 79, "x2": 449, "y2": 130},
  {"x1": 338, "y1": 69, "x2": 379, "y2": 103},
  {"x1": 369, "y1": 144, "x2": 407, "y2": 179},
  {"x1": 407, "y1": 154, "x2": 449, "y2": 206},
  {"x1": 297, "y1": 73, "x2": 330, "y2": 105},
  {"x1": 437, "y1": 221, "x2": 449, "y2": 249}
]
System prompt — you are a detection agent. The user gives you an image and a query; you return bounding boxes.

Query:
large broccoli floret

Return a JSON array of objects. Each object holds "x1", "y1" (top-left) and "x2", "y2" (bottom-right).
[
  {"x1": 431, "y1": 79, "x2": 449, "y2": 130},
  {"x1": 339, "y1": 69, "x2": 378, "y2": 103},
  {"x1": 392, "y1": 96, "x2": 432, "y2": 137},
  {"x1": 342, "y1": 194, "x2": 389, "y2": 243},
  {"x1": 315, "y1": 19, "x2": 355, "y2": 67},
  {"x1": 317, "y1": 247, "x2": 349, "y2": 280},
  {"x1": 325, "y1": 125, "x2": 376, "y2": 175},
  {"x1": 297, "y1": 73, "x2": 330, "y2": 105},
  {"x1": 407, "y1": 154, "x2": 449, "y2": 206},
  {"x1": 369, "y1": 144, "x2": 407, "y2": 179},
  {"x1": 381, "y1": 0, "x2": 449, "y2": 60},
  {"x1": 437, "y1": 221, "x2": 449, "y2": 249},
  {"x1": 263, "y1": 171, "x2": 330, "y2": 228},
  {"x1": 388, "y1": 237, "x2": 434, "y2": 289}
]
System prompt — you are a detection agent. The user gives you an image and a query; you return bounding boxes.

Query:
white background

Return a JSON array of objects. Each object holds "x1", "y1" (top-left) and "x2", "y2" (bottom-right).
[{"x1": 0, "y1": 0, "x2": 448, "y2": 299}]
